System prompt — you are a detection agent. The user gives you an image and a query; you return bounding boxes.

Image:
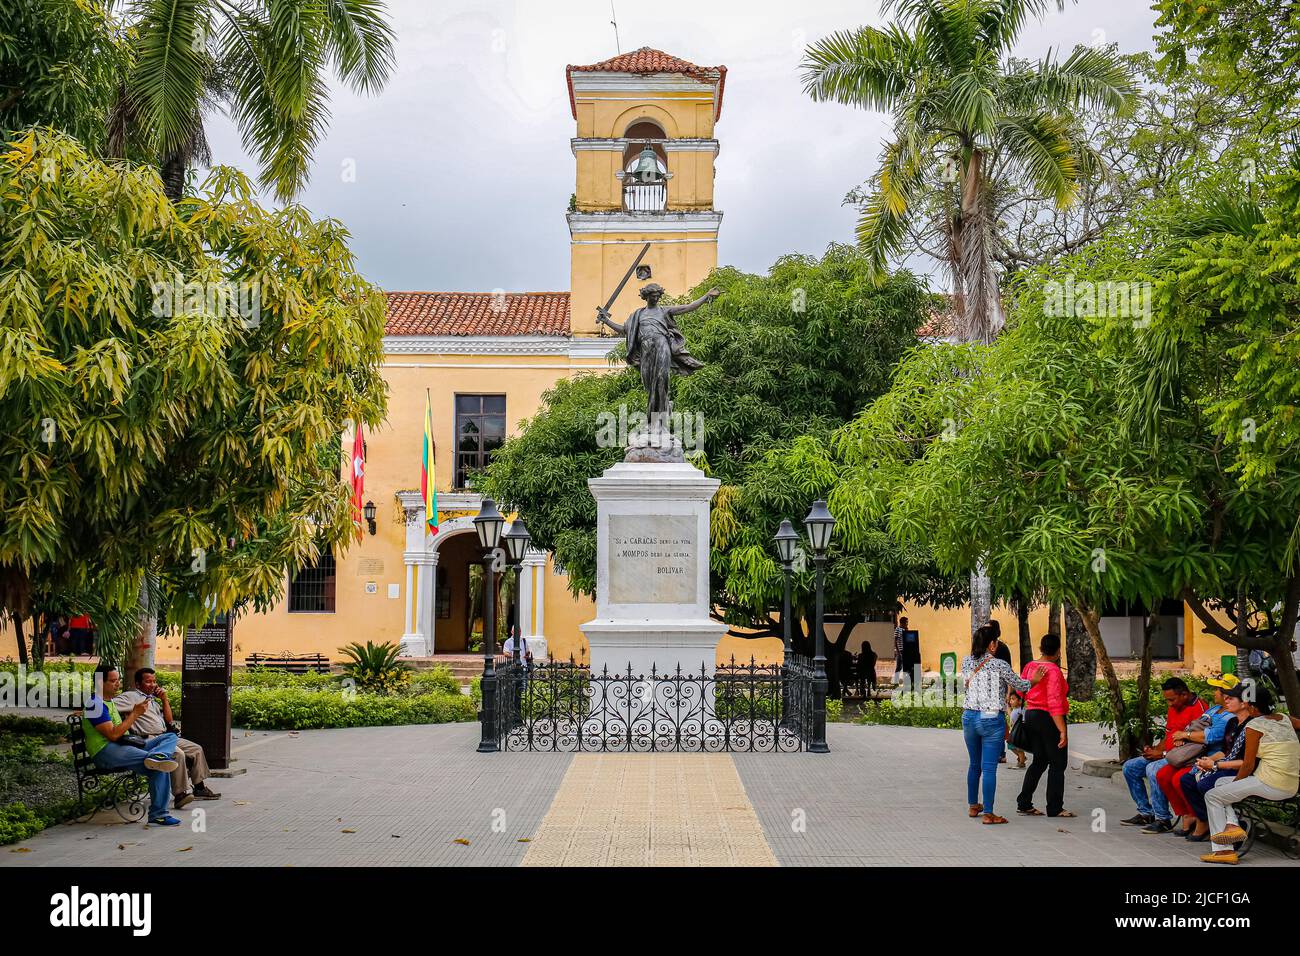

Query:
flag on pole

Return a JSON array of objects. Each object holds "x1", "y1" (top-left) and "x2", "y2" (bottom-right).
[
  {"x1": 422, "y1": 389, "x2": 438, "y2": 534},
  {"x1": 350, "y1": 423, "x2": 365, "y2": 530}
]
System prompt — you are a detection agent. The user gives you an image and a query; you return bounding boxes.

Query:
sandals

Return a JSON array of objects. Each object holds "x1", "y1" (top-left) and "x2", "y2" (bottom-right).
[
  {"x1": 968, "y1": 804, "x2": 983, "y2": 818},
  {"x1": 982, "y1": 813, "x2": 1008, "y2": 825},
  {"x1": 1017, "y1": 808, "x2": 1045, "y2": 816},
  {"x1": 1053, "y1": 810, "x2": 1078, "y2": 818}
]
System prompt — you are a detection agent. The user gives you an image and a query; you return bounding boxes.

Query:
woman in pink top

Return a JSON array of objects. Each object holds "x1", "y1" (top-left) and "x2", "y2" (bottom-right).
[{"x1": 1015, "y1": 633, "x2": 1076, "y2": 818}]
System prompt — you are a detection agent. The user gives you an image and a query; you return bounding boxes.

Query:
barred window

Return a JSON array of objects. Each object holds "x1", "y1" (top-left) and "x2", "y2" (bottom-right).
[
  {"x1": 454, "y1": 394, "x2": 506, "y2": 489},
  {"x1": 288, "y1": 550, "x2": 336, "y2": 613}
]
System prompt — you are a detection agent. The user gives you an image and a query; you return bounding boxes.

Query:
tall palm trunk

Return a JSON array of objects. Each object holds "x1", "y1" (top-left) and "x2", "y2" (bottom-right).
[
  {"x1": 970, "y1": 564, "x2": 992, "y2": 636},
  {"x1": 161, "y1": 149, "x2": 187, "y2": 203}
]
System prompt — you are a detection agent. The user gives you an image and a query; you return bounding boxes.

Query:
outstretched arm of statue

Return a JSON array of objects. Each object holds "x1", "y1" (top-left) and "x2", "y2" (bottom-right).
[
  {"x1": 596, "y1": 306, "x2": 625, "y2": 333},
  {"x1": 665, "y1": 287, "x2": 723, "y2": 316}
]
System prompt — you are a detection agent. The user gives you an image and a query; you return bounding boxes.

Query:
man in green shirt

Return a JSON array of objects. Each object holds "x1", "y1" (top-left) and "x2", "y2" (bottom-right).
[{"x1": 83, "y1": 665, "x2": 182, "y2": 826}]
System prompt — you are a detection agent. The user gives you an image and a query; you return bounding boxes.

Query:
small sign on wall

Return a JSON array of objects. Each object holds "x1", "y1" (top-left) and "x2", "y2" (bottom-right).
[
  {"x1": 357, "y1": 557, "x2": 384, "y2": 575},
  {"x1": 388, "y1": 583, "x2": 400, "y2": 599},
  {"x1": 365, "y1": 581, "x2": 378, "y2": 594}
]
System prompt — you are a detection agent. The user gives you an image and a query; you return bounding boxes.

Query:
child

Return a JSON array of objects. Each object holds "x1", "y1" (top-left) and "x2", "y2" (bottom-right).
[{"x1": 1006, "y1": 690, "x2": 1027, "y2": 769}]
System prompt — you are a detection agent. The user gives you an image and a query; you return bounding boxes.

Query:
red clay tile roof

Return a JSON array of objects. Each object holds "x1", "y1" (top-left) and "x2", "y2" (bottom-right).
[
  {"x1": 565, "y1": 47, "x2": 726, "y2": 119},
  {"x1": 384, "y1": 292, "x2": 570, "y2": 337},
  {"x1": 917, "y1": 309, "x2": 957, "y2": 340}
]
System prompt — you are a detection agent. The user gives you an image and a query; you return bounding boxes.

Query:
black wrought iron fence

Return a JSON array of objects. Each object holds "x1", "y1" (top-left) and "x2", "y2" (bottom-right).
[{"x1": 490, "y1": 654, "x2": 822, "y2": 753}]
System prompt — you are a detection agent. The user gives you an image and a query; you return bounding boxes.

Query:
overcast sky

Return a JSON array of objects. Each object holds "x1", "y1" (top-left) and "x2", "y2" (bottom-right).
[{"x1": 205, "y1": 0, "x2": 1161, "y2": 293}]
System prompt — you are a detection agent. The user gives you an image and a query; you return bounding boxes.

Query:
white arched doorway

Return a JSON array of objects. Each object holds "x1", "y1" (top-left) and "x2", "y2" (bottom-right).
[{"x1": 396, "y1": 491, "x2": 547, "y2": 660}]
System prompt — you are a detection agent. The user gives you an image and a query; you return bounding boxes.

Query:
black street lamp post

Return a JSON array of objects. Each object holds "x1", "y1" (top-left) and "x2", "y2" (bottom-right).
[
  {"x1": 474, "y1": 498, "x2": 505, "y2": 753},
  {"x1": 774, "y1": 520, "x2": 798, "y2": 728},
  {"x1": 803, "y1": 499, "x2": 835, "y2": 754},
  {"x1": 503, "y1": 519, "x2": 532, "y2": 665}
]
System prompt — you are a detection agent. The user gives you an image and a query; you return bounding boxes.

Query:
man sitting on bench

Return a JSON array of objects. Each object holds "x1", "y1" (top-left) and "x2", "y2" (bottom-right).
[
  {"x1": 113, "y1": 668, "x2": 221, "y2": 809},
  {"x1": 83, "y1": 665, "x2": 182, "y2": 827}
]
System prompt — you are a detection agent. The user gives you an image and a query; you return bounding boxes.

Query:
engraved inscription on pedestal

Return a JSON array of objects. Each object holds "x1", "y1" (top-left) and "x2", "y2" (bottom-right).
[{"x1": 608, "y1": 514, "x2": 697, "y2": 605}]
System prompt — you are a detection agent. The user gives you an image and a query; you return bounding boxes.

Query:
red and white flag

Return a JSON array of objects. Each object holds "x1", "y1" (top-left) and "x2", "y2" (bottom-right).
[{"x1": 351, "y1": 425, "x2": 365, "y2": 529}]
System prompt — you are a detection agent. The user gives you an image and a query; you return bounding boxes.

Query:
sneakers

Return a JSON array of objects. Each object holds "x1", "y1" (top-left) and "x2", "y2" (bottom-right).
[
  {"x1": 192, "y1": 783, "x2": 222, "y2": 800},
  {"x1": 173, "y1": 791, "x2": 194, "y2": 810},
  {"x1": 148, "y1": 815, "x2": 182, "y2": 827},
  {"x1": 143, "y1": 755, "x2": 179, "y2": 773},
  {"x1": 1141, "y1": 819, "x2": 1175, "y2": 834},
  {"x1": 1212, "y1": 824, "x2": 1248, "y2": 844},
  {"x1": 1121, "y1": 813, "x2": 1154, "y2": 827}
]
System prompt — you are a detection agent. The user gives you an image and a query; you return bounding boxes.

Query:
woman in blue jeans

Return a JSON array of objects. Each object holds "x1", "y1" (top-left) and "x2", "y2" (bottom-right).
[{"x1": 962, "y1": 625, "x2": 1041, "y2": 824}]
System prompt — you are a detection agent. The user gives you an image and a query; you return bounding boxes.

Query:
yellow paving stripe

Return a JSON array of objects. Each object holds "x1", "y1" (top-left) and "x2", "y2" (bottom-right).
[{"x1": 521, "y1": 753, "x2": 777, "y2": 867}]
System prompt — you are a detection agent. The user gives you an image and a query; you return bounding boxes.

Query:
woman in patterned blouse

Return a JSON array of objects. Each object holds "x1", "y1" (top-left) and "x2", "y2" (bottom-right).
[{"x1": 962, "y1": 625, "x2": 1042, "y2": 824}]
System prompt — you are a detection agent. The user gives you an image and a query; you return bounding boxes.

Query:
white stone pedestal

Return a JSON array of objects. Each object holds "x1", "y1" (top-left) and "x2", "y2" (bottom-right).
[{"x1": 580, "y1": 460, "x2": 725, "y2": 679}]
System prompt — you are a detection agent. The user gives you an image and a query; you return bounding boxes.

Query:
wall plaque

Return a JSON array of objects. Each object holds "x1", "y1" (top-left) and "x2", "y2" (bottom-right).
[
  {"x1": 181, "y1": 616, "x2": 233, "y2": 769},
  {"x1": 357, "y1": 557, "x2": 384, "y2": 575},
  {"x1": 608, "y1": 514, "x2": 696, "y2": 605}
]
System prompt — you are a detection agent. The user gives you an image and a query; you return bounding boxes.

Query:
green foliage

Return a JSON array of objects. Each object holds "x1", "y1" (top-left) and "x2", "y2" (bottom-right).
[
  {"x1": 339, "y1": 641, "x2": 410, "y2": 695},
  {"x1": 0, "y1": 713, "x2": 67, "y2": 742},
  {"x1": 408, "y1": 666, "x2": 461, "y2": 696},
  {"x1": 0, "y1": 0, "x2": 130, "y2": 145},
  {"x1": 0, "y1": 130, "x2": 388, "y2": 661},
  {"x1": 825, "y1": 697, "x2": 843, "y2": 723},
  {"x1": 0, "y1": 802, "x2": 44, "y2": 844},
  {"x1": 800, "y1": 0, "x2": 1135, "y2": 340},
  {"x1": 231, "y1": 687, "x2": 475, "y2": 730},
  {"x1": 121, "y1": 0, "x2": 396, "y2": 201}
]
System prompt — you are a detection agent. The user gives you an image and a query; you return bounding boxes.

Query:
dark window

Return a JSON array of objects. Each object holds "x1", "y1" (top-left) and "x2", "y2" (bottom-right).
[
  {"x1": 454, "y1": 394, "x2": 506, "y2": 489},
  {"x1": 288, "y1": 550, "x2": 336, "y2": 613},
  {"x1": 436, "y1": 567, "x2": 451, "y2": 619}
]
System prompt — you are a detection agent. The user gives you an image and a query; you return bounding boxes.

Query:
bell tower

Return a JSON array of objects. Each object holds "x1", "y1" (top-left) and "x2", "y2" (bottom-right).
[{"x1": 565, "y1": 48, "x2": 725, "y2": 337}]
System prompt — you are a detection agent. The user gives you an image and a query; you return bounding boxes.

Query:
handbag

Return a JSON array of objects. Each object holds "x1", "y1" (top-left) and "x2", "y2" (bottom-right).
[
  {"x1": 119, "y1": 734, "x2": 149, "y2": 749},
  {"x1": 1164, "y1": 714, "x2": 1210, "y2": 768},
  {"x1": 1008, "y1": 712, "x2": 1031, "y2": 750}
]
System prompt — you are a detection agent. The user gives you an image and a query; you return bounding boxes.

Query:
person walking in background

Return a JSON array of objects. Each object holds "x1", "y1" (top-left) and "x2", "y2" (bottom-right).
[
  {"x1": 962, "y1": 624, "x2": 1041, "y2": 825},
  {"x1": 892, "y1": 617, "x2": 908, "y2": 685},
  {"x1": 987, "y1": 621, "x2": 1013, "y2": 762},
  {"x1": 1015, "y1": 634, "x2": 1075, "y2": 818}
]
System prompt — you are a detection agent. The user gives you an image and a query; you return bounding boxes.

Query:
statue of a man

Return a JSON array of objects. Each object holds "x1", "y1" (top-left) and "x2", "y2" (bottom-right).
[{"x1": 597, "y1": 283, "x2": 722, "y2": 420}]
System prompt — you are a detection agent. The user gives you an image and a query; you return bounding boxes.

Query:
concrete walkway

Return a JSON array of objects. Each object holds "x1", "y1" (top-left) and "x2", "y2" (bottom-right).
[{"x1": 1, "y1": 722, "x2": 1290, "y2": 867}]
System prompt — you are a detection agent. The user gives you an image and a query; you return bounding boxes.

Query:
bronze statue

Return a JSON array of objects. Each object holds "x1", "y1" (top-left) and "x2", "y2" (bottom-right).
[{"x1": 597, "y1": 283, "x2": 722, "y2": 420}]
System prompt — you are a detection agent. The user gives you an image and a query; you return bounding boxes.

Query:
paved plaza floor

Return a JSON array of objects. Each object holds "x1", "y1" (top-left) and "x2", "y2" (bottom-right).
[{"x1": 2, "y1": 721, "x2": 1291, "y2": 867}]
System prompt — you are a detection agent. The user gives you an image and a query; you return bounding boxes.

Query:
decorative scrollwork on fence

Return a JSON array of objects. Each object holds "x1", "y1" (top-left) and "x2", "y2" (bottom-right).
[{"x1": 493, "y1": 655, "x2": 818, "y2": 753}]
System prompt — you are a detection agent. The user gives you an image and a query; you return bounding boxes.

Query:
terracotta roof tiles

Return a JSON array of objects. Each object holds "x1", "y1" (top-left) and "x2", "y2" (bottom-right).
[
  {"x1": 565, "y1": 46, "x2": 727, "y2": 119},
  {"x1": 384, "y1": 292, "x2": 570, "y2": 337}
]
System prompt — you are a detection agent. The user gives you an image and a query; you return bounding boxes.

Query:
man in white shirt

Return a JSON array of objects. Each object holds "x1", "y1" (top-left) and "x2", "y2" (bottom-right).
[
  {"x1": 113, "y1": 668, "x2": 220, "y2": 809},
  {"x1": 502, "y1": 630, "x2": 530, "y2": 665}
]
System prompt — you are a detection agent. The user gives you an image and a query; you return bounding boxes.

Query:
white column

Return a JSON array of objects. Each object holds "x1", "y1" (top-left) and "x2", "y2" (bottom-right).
[
  {"x1": 522, "y1": 549, "x2": 548, "y2": 661},
  {"x1": 400, "y1": 494, "x2": 432, "y2": 658},
  {"x1": 417, "y1": 550, "x2": 438, "y2": 655}
]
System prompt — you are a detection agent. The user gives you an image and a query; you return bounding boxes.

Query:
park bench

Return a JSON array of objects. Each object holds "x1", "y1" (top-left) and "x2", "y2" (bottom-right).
[
  {"x1": 65, "y1": 714, "x2": 149, "y2": 823},
  {"x1": 244, "y1": 652, "x2": 331, "y2": 674},
  {"x1": 1237, "y1": 794, "x2": 1300, "y2": 859}
]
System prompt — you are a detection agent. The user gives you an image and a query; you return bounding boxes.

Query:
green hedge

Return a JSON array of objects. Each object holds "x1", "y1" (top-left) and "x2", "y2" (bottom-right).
[
  {"x1": 0, "y1": 721, "x2": 78, "y2": 846},
  {"x1": 231, "y1": 688, "x2": 476, "y2": 730}
]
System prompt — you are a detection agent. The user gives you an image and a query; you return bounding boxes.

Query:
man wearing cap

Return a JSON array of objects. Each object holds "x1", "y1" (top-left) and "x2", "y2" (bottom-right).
[{"x1": 1154, "y1": 673, "x2": 1240, "y2": 835}]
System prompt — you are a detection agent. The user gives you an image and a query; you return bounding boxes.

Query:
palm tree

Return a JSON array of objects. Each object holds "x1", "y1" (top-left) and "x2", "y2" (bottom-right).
[
  {"x1": 801, "y1": 0, "x2": 1136, "y2": 343},
  {"x1": 802, "y1": 0, "x2": 1135, "y2": 637},
  {"x1": 116, "y1": 0, "x2": 395, "y2": 202}
]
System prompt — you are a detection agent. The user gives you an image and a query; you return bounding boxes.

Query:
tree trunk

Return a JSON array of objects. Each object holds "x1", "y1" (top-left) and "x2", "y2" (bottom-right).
[
  {"x1": 1134, "y1": 614, "x2": 1157, "y2": 753},
  {"x1": 1235, "y1": 583, "x2": 1250, "y2": 678},
  {"x1": 825, "y1": 612, "x2": 864, "y2": 699},
  {"x1": 970, "y1": 563, "x2": 991, "y2": 636},
  {"x1": 12, "y1": 616, "x2": 27, "y2": 671},
  {"x1": 123, "y1": 577, "x2": 157, "y2": 679},
  {"x1": 1048, "y1": 601, "x2": 1061, "y2": 637},
  {"x1": 30, "y1": 612, "x2": 45, "y2": 670},
  {"x1": 161, "y1": 149, "x2": 187, "y2": 203},
  {"x1": 1081, "y1": 604, "x2": 1132, "y2": 758},
  {"x1": 1273, "y1": 572, "x2": 1300, "y2": 715},
  {"x1": 1064, "y1": 601, "x2": 1095, "y2": 701},
  {"x1": 13, "y1": 614, "x2": 27, "y2": 668},
  {"x1": 1014, "y1": 591, "x2": 1032, "y2": 669}
]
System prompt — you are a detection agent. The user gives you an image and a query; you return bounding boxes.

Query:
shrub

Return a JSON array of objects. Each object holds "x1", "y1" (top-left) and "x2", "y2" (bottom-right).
[
  {"x1": 0, "y1": 803, "x2": 43, "y2": 845},
  {"x1": 231, "y1": 688, "x2": 475, "y2": 730},
  {"x1": 0, "y1": 715, "x2": 67, "y2": 743},
  {"x1": 408, "y1": 666, "x2": 461, "y2": 696},
  {"x1": 826, "y1": 698, "x2": 844, "y2": 722},
  {"x1": 339, "y1": 641, "x2": 411, "y2": 696}
]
